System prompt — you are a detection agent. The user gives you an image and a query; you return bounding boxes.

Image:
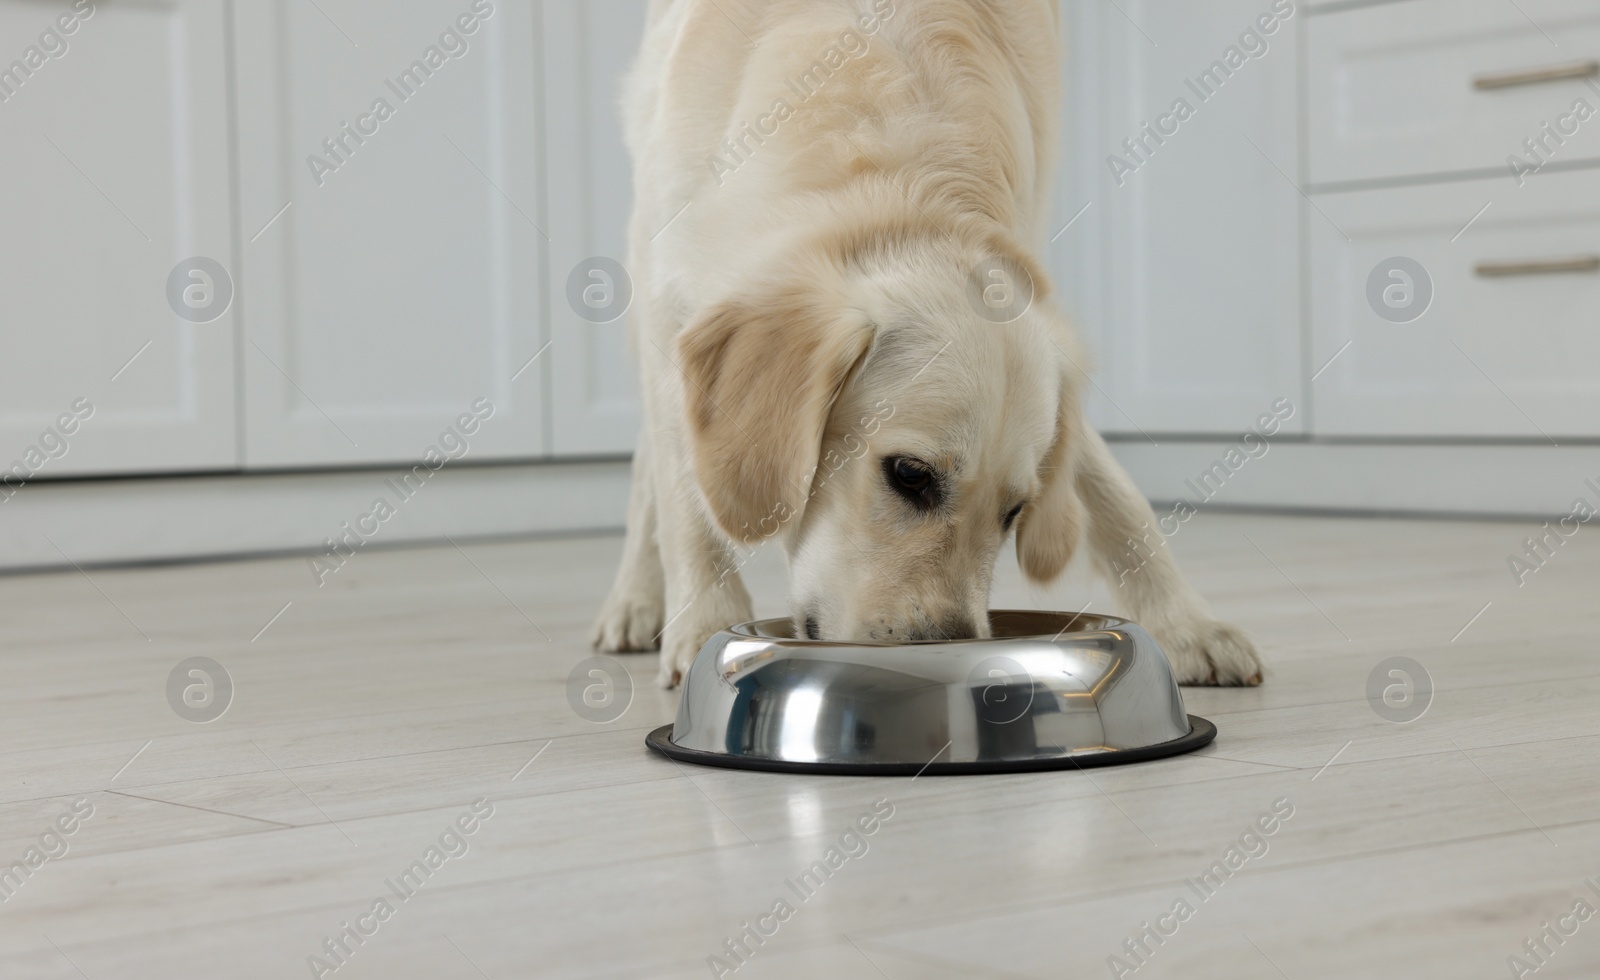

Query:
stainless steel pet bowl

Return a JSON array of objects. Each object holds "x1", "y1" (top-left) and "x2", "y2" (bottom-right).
[{"x1": 645, "y1": 610, "x2": 1216, "y2": 775}]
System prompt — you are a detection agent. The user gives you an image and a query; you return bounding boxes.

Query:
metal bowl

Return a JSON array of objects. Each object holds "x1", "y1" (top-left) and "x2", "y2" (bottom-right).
[{"x1": 645, "y1": 610, "x2": 1215, "y2": 775}]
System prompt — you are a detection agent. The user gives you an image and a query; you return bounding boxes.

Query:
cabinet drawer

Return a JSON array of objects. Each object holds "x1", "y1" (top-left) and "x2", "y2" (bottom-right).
[
  {"x1": 1309, "y1": 0, "x2": 1600, "y2": 185},
  {"x1": 1309, "y1": 168, "x2": 1600, "y2": 437}
]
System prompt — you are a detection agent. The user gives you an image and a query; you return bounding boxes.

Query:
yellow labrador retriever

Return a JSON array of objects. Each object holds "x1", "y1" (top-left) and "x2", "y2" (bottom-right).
[{"x1": 593, "y1": 0, "x2": 1265, "y2": 689}]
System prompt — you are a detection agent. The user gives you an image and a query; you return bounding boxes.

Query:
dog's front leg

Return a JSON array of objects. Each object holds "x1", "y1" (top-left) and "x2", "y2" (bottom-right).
[
  {"x1": 641, "y1": 338, "x2": 755, "y2": 687},
  {"x1": 650, "y1": 434, "x2": 754, "y2": 687},
  {"x1": 1075, "y1": 426, "x2": 1265, "y2": 686},
  {"x1": 592, "y1": 427, "x2": 666, "y2": 653}
]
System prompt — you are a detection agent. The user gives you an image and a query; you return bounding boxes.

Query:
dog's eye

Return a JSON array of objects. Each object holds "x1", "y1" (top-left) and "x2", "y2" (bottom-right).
[
  {"x1": 883, "y1": 456, "x2": 938, "y2": 507},
  {"x1": 1003, "y1": 503, "x2": 1024, "y2": 530}
]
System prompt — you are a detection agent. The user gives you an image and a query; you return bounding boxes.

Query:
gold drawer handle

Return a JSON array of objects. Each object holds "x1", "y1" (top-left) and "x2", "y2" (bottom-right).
[
  {"x1": 1475, "y1": 255, "x2": 1600, "y2": 277},
  {"x1": 1474, "y1": 59, "x2": 1599, "y2": 90}
]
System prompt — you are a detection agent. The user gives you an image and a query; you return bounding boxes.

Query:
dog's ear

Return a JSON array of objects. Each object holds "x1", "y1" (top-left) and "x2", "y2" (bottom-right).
[
  {"x1": 1015, "y1": 363, "x2": 1086, "y2": 584},
  {"x1": 677, "y1": 291, "x2": 874, "y2": 543}
]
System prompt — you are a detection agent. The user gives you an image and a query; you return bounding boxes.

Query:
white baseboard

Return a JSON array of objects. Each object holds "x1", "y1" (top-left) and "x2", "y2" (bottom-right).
[
  {"x1": 1108, "y1": 440, "x2": 1600, "y2": 519},
  {"x1": 0, "y1": 459, "x2": 633, "y2": 572}
]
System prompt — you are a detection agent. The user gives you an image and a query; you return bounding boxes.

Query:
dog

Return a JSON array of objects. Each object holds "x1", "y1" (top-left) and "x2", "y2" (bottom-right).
[{"x1": 592, "y1": 0, "x2": 1265, "y2": 689}]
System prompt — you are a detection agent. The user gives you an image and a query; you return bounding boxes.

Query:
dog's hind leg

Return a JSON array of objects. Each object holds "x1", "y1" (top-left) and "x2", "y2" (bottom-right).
[
  {"x1": 1073, "y1": 425, "x2": 1265, "y2": 686},
  {"x1": 592, "y1": 427, "x2": 667, "y2": 653}
]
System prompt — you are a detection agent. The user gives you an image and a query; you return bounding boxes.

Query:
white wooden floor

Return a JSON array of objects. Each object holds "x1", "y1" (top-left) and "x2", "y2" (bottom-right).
[{"x1": 2, "y1": 511, "x2": 1597, "y2": 979}]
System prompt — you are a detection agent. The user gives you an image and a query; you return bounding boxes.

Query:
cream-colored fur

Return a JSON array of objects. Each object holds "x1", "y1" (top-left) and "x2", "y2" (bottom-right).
[{"x1": 592, "y1": 0, "x2": 1265, "y2": 688}]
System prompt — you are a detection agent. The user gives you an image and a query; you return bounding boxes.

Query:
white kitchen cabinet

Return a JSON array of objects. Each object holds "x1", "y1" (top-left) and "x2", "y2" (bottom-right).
[
  {"x1": 1079, "y1": 0, "x2": 1305, "y2": 437},
  {"x1": 14, "y1": 0, "x2": 1600, "y2": 569},
  {"x1": 541, "y1": 0, "x2": 646, "y2": 457},
  {"x1": 0, "y1": 0, "x2": 237, "y2": 478},
  {"x1": 234, "y1": 0, "x2": 545, "y2": 467},
  {"x1": 1306, "y1": 0, "x2": 1600, "y2": 439}
]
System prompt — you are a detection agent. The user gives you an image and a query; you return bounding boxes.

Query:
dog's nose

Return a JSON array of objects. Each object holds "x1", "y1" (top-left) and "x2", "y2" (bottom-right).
[{"x1": 909, "y1": 615, "x2": 977, "y2": 641}]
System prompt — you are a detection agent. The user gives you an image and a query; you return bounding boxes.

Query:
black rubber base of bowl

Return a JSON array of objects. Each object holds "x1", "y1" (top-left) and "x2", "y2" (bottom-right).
[{"x1": 644, "y1": 715, "x2": 1217, "y2": 776}]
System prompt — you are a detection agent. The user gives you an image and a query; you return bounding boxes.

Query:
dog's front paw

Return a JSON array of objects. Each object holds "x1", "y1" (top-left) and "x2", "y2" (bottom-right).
[
  {"x1": 591, "y1": 587, "x2": 665, "y2": 653},
  {"x1": 656, "y1": 590, "x2": 751, "y2": 689},
  {"x1": 1158, "y1": 619, "x2": 1264, "y2": 687},
  {"x1": 657, "y1": 629, "x2": 702, "y2": 690}
]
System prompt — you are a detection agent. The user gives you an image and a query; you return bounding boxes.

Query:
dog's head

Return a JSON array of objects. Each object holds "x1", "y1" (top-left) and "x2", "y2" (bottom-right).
[{"x1": 677, "y1": 235, "x2": 1087, "y2": 642}]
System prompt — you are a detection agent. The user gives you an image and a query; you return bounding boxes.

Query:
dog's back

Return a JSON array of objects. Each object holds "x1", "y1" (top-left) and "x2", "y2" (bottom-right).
[{"x1": 622, "y1": 0, "x2": 1063, "y2": 274}]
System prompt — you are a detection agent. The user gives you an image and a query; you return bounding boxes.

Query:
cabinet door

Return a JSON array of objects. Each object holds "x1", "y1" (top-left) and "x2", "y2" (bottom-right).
[
  {"x1": 0, "y1": 0, "x2": 236, "y2": 477},
  {"x1": 235, "y1": 0, "x2": 544, "y2": 467},
  {"x1": 1084, "y1": 0, "x2": 1305, "y2": 436},
  {"x1": 542, "y1": 0, "x2": 646, "y2": 457},
  {"x1": 1050, "y1": 0, "x2": 1111, "y2": 431}
]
